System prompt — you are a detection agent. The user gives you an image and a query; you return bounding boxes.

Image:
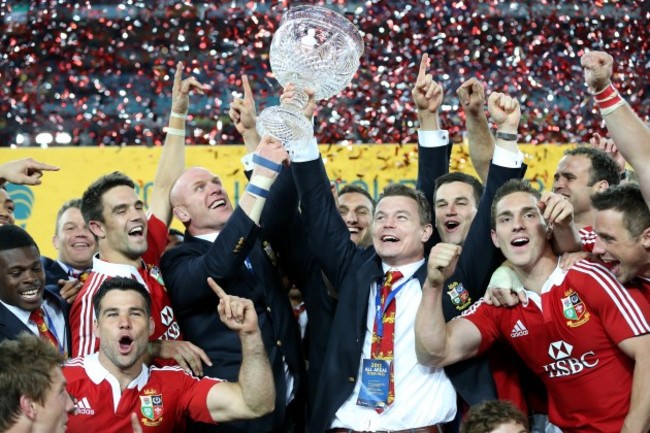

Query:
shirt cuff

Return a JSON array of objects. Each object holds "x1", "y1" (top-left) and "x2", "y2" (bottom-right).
[
  {"x1": 241, "y1": 153, "x2": 255, "y2": 171},
  {"x1": 492, "y1": 145, "x2": 524, "y2": 168},
  {"x1": 289, "y1": 137, "x2": 320, "y2": 162},
  {"x1": 418, "y1": 129, "x2": 449, "y2": 148}
]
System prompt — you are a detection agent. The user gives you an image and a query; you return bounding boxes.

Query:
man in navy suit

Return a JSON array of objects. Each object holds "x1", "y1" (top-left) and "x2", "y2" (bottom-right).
[
  {"x1": 40, "y1": 199, "x2": 96, "y2": 303},
  {"x1": 161, "y1": 135, "x2": 304, "y2": 433},
  {"x1": 288, "y1": 60, "x2": 532, "y2": 430},
  {"x1": 0, "y1": 225, "x2": 71, "y2": 356}
]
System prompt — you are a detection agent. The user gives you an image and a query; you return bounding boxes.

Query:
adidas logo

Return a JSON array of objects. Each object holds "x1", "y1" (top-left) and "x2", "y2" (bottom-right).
[
  {"x1": 510, "y1": 320, "x2": 529, "y2": 338},
  {"x1": 74, "y1": 397, "x2": 95, "y2": 415}
]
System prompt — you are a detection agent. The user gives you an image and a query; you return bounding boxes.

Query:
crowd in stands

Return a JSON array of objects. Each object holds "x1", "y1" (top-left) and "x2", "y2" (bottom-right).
[{"x1": 1, "y1": 0, "x2": 649, "y2": 147}]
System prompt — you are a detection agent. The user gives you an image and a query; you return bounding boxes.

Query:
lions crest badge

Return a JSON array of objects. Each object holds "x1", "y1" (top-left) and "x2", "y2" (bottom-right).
[{"x1": 447, "y1": 281, "x2": 471, "y2": 311}]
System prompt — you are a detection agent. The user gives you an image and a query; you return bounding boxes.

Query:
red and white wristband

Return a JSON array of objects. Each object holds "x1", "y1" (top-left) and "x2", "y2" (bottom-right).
[{"x1": 593, "y1": 83, "x2": 626, "y2": 116}]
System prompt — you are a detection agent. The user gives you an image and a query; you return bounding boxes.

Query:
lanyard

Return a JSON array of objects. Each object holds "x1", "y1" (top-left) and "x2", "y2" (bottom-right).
[
  {"x1": 43, "y1": 308, "x2": 66, "y2": 356},
  {"x1": 374, "y1": 276, "x2": 413, "y2": 338}
]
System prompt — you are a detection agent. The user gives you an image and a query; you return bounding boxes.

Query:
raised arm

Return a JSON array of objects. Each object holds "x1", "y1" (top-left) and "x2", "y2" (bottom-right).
[
  {"x1": 581, "y1": 51, "x2": 650, "y2": 205},
  {"x1": 415, "y1": 242, "x2": 483, "y2": 366},
  {"x1": 413, "y1": 53, "x2": 443, "y2": 131},
  {"x1": 229, "y1": 74, "x2": 261, "y2": 153},
  {"x1": 149, "y1": 62, "x2": 206, "y2": 225},
  {"x1": 205, "y1": 278, "x2": 275, "y2": 421},
  {"x1": 457, "y1": 78, "x2": 494, "y2": 183},
  {"x1": 413, "y1": 53, "x2": 450, "y2": 245}
]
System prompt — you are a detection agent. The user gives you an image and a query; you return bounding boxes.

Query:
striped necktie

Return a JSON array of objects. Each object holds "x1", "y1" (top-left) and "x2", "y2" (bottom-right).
[
  {"x1": 29, "y1": 308, "x2": 59, "y2": 350},
  {"x1": 371, "y1": 269, "x2": 403, "y2": 411}
]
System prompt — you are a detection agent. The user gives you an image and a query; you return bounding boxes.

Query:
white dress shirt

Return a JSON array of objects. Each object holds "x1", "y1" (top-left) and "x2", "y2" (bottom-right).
[{"x1": 331, "y1": 259, "x2": 457, "y2": 431}]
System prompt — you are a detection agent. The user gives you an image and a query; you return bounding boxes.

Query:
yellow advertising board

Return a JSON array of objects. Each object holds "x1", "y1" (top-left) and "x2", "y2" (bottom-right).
[{"x1": 1, "y1": 143, "x2": 572, "y2": 258}]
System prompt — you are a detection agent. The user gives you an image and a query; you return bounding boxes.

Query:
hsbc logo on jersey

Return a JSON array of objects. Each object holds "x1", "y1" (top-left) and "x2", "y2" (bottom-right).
[
  {"x1": 543, "y1": 340, "x2": 599, "y2": 378},
  {"x1": 160, "y1": 306, "x2": 175, "y2": 326},
  {"x1": 159, "y1": 306, "x2": 181, "y2": 340}
]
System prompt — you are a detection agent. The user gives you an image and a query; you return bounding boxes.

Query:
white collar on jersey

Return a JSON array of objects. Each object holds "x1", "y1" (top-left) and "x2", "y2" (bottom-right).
[
  {"x1": 92, "y1": 254, "x2": 148, "y2": 288},
  {"x1": 84, "y1": 352, "x2": 149, "y2": 391}
]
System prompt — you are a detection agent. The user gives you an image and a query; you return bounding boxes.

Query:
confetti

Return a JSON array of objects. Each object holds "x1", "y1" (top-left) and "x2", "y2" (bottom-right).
[{"x1": 0, "y1": 0, "x2": 648, "y2": 148}]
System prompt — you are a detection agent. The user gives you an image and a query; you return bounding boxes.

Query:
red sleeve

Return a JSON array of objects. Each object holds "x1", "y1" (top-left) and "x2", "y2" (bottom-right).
[
  {"x1": 460, "y1": 299, "x2": 503, "y2": 355},
  {"x1": 179, "y1": 373, "x2": 223, "y2": 424},
  {"x1": 142, "y1": 213, "x2": 169, "y2": 266},
  {"x1": 571, "y1": 261, "x2": 650, "y2": 343}
]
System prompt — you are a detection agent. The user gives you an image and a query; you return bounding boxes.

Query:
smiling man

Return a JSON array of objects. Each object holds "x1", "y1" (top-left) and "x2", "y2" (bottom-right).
[
  {"x1": 591, "y1": 184, "x2": 650, "y2": 302},
  {"x1": 69, "y1": 64, "x2": 210, "y2": 375},
  {"x1": 0, "y1": 225, "x2": 70, "y2": 356},
  {"x1": 337, "y1": 185, "x2": 375, "y2": 247},
  {"x1": 415, "y1": 179, "x2": 650, "y2": 433},
  {"x1": 40, "y1": 199, "x2": 96, "y2": 303},
  {"x1": 160, "y1": 135, "x2": 305, "y2": 433},
  {"x1": 552, "y1": 146, "x2": 620, "y2": 249},
  {"x1": 0, "y1": 333, "x2": 75, "y2": 433}
]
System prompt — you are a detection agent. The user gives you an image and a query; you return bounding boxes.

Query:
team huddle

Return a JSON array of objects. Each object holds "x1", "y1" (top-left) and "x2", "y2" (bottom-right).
[{"x1": 0, "y1": 50, "x2": 649, "y2": 433}]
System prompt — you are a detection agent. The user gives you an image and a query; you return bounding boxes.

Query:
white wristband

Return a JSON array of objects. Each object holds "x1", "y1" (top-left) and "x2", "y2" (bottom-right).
[
  {"x1": 170, "y1": 112, "x2": 188, "y2": 120},
  {"x1": 249, "y1": 175, "x2": 275, "y2": 190},
  {"x1": 166, "y1": 127, "x2": 186, "y2": 137},
  {"x1": 600, "y1": 99, "x2": 626, "y2": 117}
]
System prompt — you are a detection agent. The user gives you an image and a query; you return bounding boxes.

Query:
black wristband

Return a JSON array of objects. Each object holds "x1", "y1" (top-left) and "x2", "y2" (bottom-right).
[{"x1": 496, "y1": 131, "x2": 518, "y2": 141}]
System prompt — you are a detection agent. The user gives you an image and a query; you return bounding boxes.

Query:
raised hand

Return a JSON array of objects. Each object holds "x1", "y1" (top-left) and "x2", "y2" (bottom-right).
[
  {"x1": 171, "y1": 61, "x2": 206, "y2": 116},
  {"x1": 208, "y1": 277, "x2": 259, "y2": 334},
  {"x1": 487, "y1": 92, "x2": 520, "y2": 131},
  {"x1": 581, "y1": 51, "x2": 613, "y2": 93},
  {"x1": 229, "y1": 75, "x2": 258, "y2": 136},
  {"x1": 425, "y1": 243, "x2": 462, "y2": 290},
  {"x1": 538, "y1": 191, "x2": 574, "y2": 228},
  {"x1": 412, "y1": 53, "x2": 444, "y2": 114},
  {"x1": 456, "y1": 78, "x2": 486, "y2": 116},
  {"x1": 590, "y1": 133, "x2": 626, "y2": 174}
]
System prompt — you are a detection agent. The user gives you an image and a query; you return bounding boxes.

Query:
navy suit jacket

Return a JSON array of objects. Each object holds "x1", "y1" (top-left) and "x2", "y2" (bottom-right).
[
  {"x1": 0, "y1": 290, "x2": 72, "y2": 355},
  {"x1": 41, "y1": 256, "x2": 73, "y2": 297},
  {"x1": 418, "y1": 145, "x2": 528, "y2": 406},
  {"x1": 160, "y1": 168, "x2": 305, "y2": 433},
  {"x1": 292, "y1": 154, "x2": 526, "y2": 432}
]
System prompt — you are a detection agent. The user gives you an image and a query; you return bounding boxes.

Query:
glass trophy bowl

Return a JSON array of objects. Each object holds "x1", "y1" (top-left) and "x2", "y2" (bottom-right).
[{"x1": 256, "y1": 5, "x2": 364, "y2": 148}]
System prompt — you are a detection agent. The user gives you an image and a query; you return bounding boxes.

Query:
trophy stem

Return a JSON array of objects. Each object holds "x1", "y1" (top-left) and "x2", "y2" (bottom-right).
[{"x1": 281, "y1": 87, "x2": 309, "y2": 113}]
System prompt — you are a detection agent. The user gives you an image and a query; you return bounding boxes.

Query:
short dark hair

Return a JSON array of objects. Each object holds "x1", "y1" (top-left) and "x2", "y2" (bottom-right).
[
  {"x1": 434, "y1": 172, "x2": 484, "y2": 206},
  {"x1": 0, "y1": 225, "x2": 38, "y2": 252},
  {"x1": 93, "y1": 276, "x2": 151, "y2": 318},
  {"x1": 377, "y1": 183, "x2": 431, "y2": 226},
  {"x1": 54, "y1": 198, "x2": 82, "y2": 235},
  {"x1": 461, "y1": 400, "x2": 530, "y2": 433},
  {"x1": 491, "y1": 179, "x2": 540, "y2": 229},
  {"x1": 592, "y1": 184, "x2": 650, "y2": 238},
  {"x1": 0, "y1": 333, "x2": 65, "y2": 432},
  {"x1": 339, "y1": 184, "x2": 375, "y2": 210},
  {"x1": 81, "y1": 172, "x2": 135, "y2": 224},
  {"x1": 564, "y1": 146, "x2": 620, "y2": 187}
]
